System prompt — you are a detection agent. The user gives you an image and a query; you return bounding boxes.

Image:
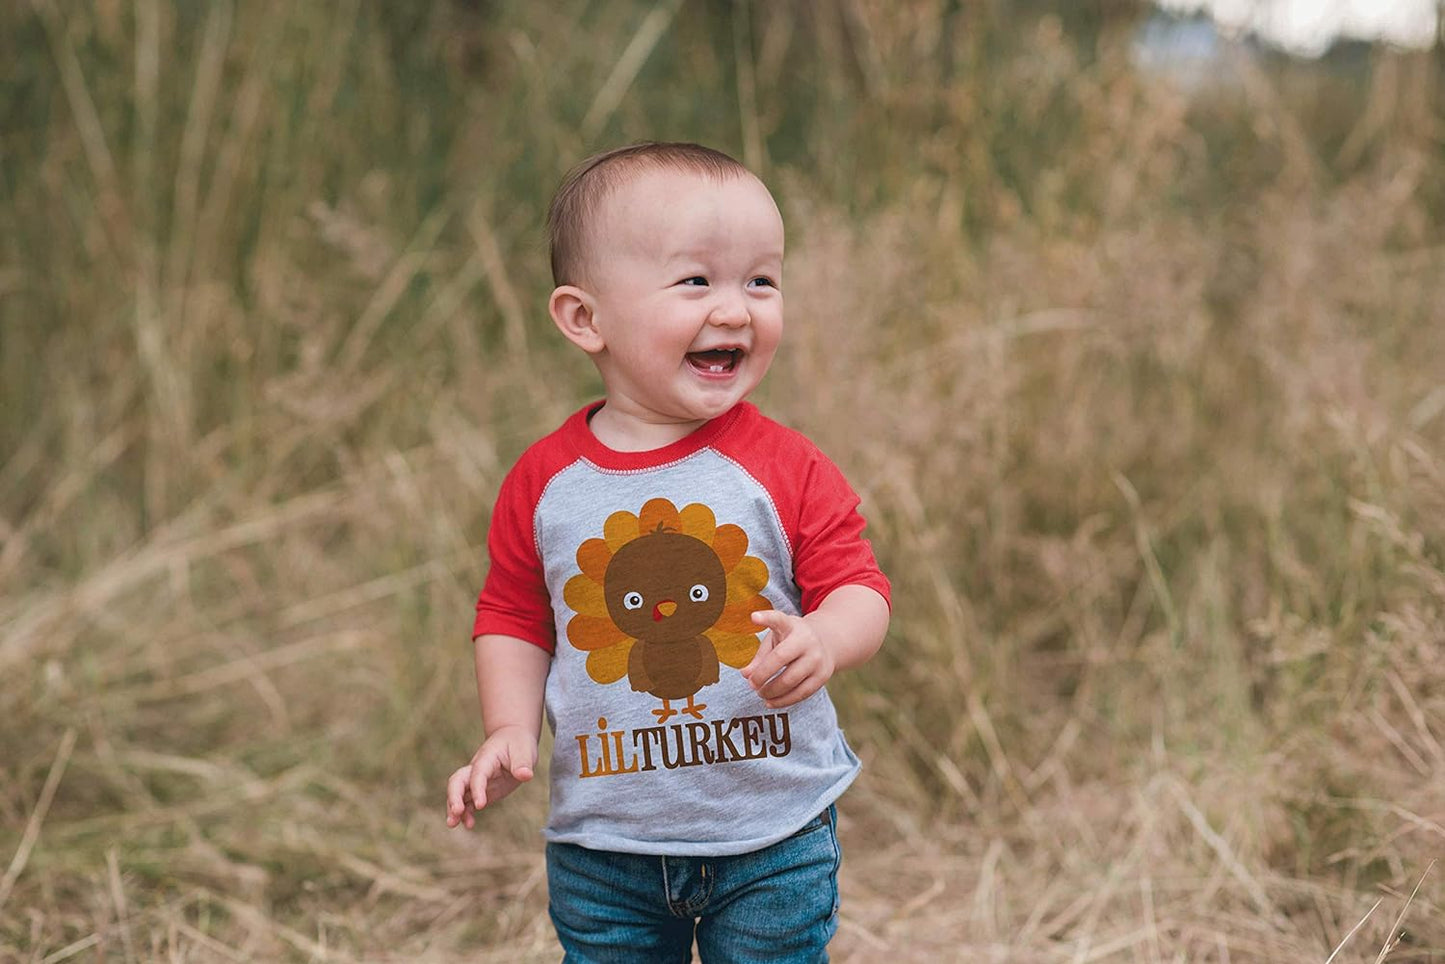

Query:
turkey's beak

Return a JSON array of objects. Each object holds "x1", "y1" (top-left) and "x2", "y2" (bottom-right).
[{"x1": 652, "y1": 600, "x2": 677, "y2": 621}]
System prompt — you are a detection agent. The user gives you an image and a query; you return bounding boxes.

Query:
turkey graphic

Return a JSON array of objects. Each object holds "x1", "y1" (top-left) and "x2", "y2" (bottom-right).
[{"x1": 564, "y1": 498, "x2": 773, "y2": 723}]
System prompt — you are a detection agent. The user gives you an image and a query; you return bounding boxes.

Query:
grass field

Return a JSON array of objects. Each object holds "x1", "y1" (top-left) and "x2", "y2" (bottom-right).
[{"x1": 3, "y1": 1, "x2": 1445, "y2": 960}]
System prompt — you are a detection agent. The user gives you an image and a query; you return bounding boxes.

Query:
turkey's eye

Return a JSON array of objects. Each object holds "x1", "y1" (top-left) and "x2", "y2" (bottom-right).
[
  {"x1": 689, "y1": 584, "x2": 709, "y2": 603},
  {"x1": 622, "y1": 591, "x2": 644, "y2": 611}
]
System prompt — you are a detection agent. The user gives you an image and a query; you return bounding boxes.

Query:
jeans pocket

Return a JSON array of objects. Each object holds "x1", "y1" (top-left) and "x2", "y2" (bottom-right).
[
  {"x1": 696, "y1": 809, "x2": 842, "y2": 961},
  {"x1": 792, "y1": 803, "x2": 836, "y2": 838},
  {"x1": 782, "y1": 806, "x2": 841, "y2": 922}
]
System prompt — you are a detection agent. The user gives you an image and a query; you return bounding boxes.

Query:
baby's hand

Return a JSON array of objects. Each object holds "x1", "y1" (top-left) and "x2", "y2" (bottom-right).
[
  {"x1": 445, "y1": 725, "x2": 537, "y2": 829},
  {"x1": 741, "y1": 610, "x2": 837, "y2": 709}
]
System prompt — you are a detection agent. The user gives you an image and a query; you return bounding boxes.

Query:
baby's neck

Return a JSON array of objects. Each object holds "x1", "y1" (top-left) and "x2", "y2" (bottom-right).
[{"x1": 587, "y1": 404, "x2": 707, "y2": 452}]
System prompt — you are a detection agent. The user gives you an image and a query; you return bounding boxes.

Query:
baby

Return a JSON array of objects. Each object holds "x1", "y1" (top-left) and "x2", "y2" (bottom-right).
[{"x1": 446, "y1": 142, "x2": 890, "y2": 962}]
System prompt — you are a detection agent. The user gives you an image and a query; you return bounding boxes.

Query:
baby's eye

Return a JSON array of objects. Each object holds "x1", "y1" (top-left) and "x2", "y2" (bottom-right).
[
  {"x1": 622, "y1": 591, "x2": 644, "y2": 610},
  {"x1": 679, "y1": 276, "x2": 708, "y2": 287},
  {"x1": 748, "y1": 276, "x2": 777, "y2": 289}
]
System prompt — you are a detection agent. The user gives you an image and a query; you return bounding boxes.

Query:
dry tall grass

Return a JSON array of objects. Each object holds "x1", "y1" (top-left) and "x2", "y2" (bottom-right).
[{"x1": 2, "y1": 1, "x2": 1444, "y2": 961}]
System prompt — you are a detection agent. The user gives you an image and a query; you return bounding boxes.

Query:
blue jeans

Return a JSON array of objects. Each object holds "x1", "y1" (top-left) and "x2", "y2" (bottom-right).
[{"x1": 545, "y1": 807, "x2": 841, "y2": 963}]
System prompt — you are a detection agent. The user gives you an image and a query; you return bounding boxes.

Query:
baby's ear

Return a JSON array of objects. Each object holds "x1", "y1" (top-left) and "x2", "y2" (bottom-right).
[{"x1": 549, "y1": 285, "x2": 604, "y2": 354}]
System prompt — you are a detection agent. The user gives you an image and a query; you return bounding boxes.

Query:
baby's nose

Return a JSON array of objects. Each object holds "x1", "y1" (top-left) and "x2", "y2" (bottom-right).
[{"x1": 708, "y1": 293, "x2": 750, "y2": 327}]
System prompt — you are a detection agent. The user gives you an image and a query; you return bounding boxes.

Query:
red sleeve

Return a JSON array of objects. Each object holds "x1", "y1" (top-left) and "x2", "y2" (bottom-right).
[
  {"x1": 472, "y1": 455, "x2": 558, "y2": 652},
  {"x1": 719, "y1": 410, "x2": 891, "y2": 615},
  {"x1": 789, "y1": 449, "x2": 892, "y2": 614}
]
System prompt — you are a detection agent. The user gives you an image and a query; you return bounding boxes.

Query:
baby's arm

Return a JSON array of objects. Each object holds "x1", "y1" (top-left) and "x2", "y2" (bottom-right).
[
  {"x1": 741, "y1": 584, "x2": 889, "y2": 709},
  {"x1": 445, "y1": 634, "x2": 550, "y2": 829}
]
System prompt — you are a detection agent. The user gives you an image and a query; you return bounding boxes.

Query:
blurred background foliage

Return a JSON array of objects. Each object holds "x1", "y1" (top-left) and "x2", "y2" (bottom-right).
[{"x1": 2, "y1": 1, "x2": 1444, "y2": 960}]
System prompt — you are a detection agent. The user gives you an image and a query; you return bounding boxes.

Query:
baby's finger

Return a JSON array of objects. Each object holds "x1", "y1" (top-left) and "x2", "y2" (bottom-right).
[
  {"x1": 750, "y1": 609, "x2": 793, "y2": 633},
  {"x1": 511, "y1": 760, "x2": 535, "y2": 782},
  {"x1": 740, "y1": 623, "x2": 777, "y2": 679},
  {"x1": 448, "y1": 805, "x2": 476, "y2": 829},
  {"x1": 749, "y1": 611, "x2": 798, "y2": 657},
  {"x1": 762, "y1": 673, "x2": 823, "y2": 709},
  {"x1": 468, "y1": 752, "x2": 502, "y2": 810},
  {"x1": 446, "y1": 766, "x2": 471, "y2": 812},
  {"x1": 446, "y1": 767, "x2": 474, "y2": 827},
  {"x1": 759, "y1": 658, "x2": 811, "y2": 700},
  {"x1": 504, "y1": 735, "x2": 538, "y2": 782},
  {"x1": 754, "y1": 629, "x2": 808, "y2": 685},
  {"x1": 745, "y1": 651, "x2": 789, "y2": 692}
]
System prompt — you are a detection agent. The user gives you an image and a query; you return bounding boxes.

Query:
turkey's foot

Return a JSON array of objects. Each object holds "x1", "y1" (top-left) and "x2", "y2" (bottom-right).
[
  {"x1": 652, "y1": 700, "x2": 677, "y2": 724},
  {"x1": 681, "y1": 695, "x2": 707, "y2": 720}
]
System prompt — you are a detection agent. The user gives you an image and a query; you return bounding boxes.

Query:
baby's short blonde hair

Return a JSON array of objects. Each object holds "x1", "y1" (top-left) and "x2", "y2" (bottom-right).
[{"x1": 547, "y1": 142, "x2": 752, "y2": 287}]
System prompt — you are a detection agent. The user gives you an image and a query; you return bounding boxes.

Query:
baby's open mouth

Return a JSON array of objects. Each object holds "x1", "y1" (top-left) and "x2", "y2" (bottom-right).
[{"x1": 686, "y1": 348, "x2": 742, "y2": 374}]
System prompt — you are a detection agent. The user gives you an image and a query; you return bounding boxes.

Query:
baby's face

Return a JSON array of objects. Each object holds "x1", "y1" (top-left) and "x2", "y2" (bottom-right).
[{"x1": 580, "y1": 168, "x2": 784, "y2": 434}]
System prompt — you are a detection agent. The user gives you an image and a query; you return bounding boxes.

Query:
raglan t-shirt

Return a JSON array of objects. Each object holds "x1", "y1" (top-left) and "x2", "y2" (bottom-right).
[{"x1": 473, "y1": 401, "x2": 890, "y2": 857}]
